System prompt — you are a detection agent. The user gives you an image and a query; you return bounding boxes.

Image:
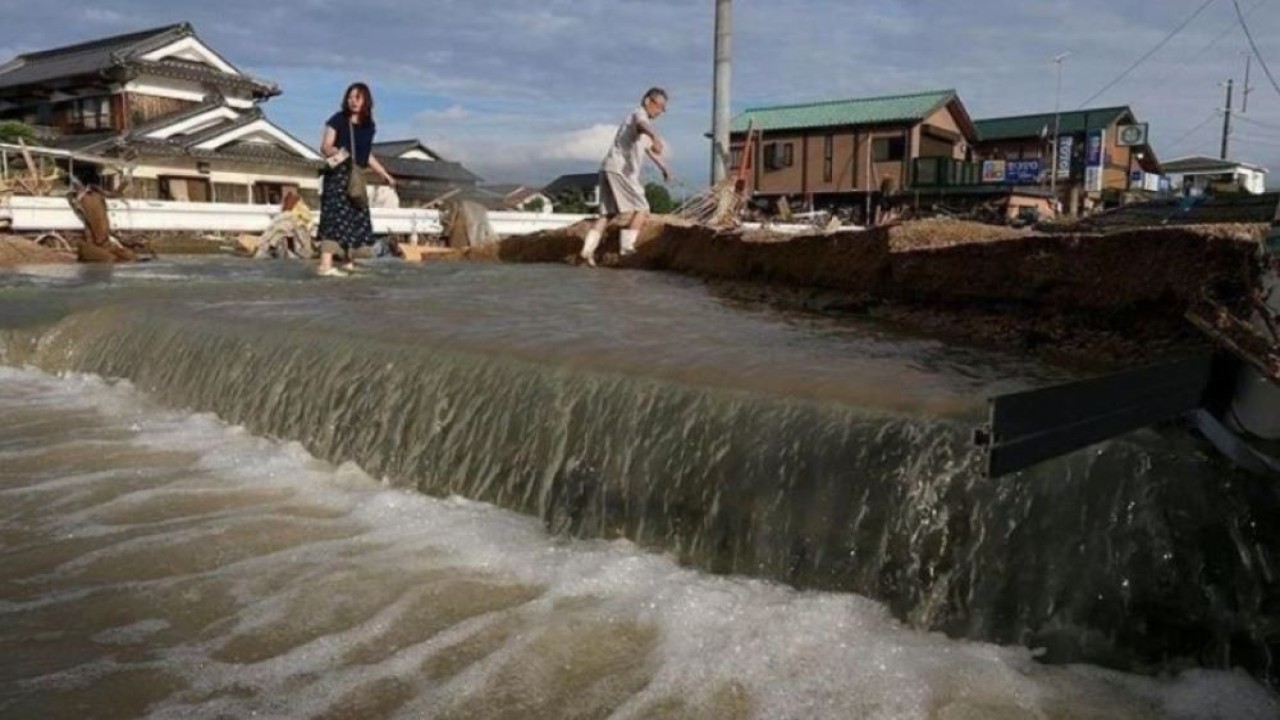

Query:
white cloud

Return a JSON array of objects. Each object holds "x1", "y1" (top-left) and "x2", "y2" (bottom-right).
[
  {"x1": 82, "y1": 9, "x2": 125, "y2": 24},
  {"x1": 537, "y1": 124, "x2": 616, "y2": 162},
  {"x1": 414, "y1": 105, "x2": 469, "y2": 122}
]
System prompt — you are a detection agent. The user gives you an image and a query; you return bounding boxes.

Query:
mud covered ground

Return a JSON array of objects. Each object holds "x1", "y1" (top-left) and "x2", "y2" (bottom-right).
[
  {"x1": 483, "y1": 217, "x2": 1267, "y2": 368},
  {"x1": 4, "y1": 217, "x2": 1265, "y2": 368},
  {"x1": 0, "y1": 235, "x2": 74, "y2": 265}
]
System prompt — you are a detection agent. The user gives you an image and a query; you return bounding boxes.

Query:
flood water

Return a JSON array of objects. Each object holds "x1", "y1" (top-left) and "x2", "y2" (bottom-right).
[{"x1": 0, "y1": 258, "x2": 1277, "y2": 718}]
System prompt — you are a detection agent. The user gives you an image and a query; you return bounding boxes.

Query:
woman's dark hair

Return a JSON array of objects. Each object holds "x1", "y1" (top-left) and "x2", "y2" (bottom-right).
[{"x1": 341, "y1": 82, "x2": 374, "y2": 126}]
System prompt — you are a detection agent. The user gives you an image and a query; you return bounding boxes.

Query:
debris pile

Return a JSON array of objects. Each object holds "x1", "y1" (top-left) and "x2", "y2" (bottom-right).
[{"x1": 0, "y1": 235, "x2": 74, "y2": 266}]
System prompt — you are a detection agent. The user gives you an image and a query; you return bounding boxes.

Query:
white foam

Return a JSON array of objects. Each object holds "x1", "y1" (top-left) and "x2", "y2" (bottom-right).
[{"x1": 1, "y1": 365, "x2": 1276, "y2": 720}]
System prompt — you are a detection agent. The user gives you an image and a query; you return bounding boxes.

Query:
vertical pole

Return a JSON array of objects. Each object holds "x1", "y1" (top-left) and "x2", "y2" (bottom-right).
[
  {"x1": 710, "y1": 0, "x2": 732, "y2": 185},
  {"x1": 1050, "y1": 53, "x2": 1069, "y2": 206},
  {"x1": 1243, "y1": 53, "x2": 1253, "y2": 114},
  {"x1": 1221, "y1": 78, "x2": 1234, "y2": 160}
]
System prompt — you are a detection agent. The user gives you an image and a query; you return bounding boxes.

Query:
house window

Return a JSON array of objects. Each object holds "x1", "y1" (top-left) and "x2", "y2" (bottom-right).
[
  {"x1": 129, "y1": 177, "x2": 160, "y2": 200},
  {"x1": 872, "y1": 137, "x2": 905, "y2": 162},
  {"x1": 730, "y1": 147, "x2": 743, "y2": 170},
  {"x1": 213, "y1": 183, "x2": 250, "y2": 203},
  {"x1": 823, "y1": 135, "x2": 834, "y2": 182},
  {"x1": 253, "y1": 182, "x2": 299, "y2": 205},
  {"x1": 68, "y1": 97, "x2": 111, "y2": 131},
  {"x1": 763, "y1": 142, "x2": 795, "y2": 171},
  {"x1": 158, "y1": 175, "x2": 212, "y2": 203}
]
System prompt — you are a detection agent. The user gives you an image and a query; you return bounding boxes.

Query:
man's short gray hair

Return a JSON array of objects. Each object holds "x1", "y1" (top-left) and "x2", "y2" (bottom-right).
[{"x1": 643, "y1": 87, "x2": 668, "y2": 103}]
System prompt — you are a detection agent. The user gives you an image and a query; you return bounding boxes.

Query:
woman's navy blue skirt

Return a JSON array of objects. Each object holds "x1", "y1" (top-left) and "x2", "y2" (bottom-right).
[{"x1": 318, "y1": 162, "x2": 374, "y2": 252}]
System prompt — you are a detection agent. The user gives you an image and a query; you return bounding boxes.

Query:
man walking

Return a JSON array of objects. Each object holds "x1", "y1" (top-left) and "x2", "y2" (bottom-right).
[{"x1": 581, "y1": 87, "x2": 672, "y2": 267}]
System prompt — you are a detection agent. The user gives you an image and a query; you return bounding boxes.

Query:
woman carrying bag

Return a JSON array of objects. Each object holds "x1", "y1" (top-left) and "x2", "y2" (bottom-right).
[{"x1": 317, "y1": 82, "x2": 396, "y2": 276}]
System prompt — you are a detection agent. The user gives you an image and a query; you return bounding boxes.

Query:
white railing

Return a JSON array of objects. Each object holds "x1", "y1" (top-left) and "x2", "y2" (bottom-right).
[
  {"x1": 0, "y1": 196, "x2": 590, "y2": 237},
  {"x1": 0, "y1": 195, "x2": 843, "y2": 238}
]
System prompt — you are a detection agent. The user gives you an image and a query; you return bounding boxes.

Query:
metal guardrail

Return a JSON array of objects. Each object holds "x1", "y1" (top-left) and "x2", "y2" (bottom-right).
[{"x1": 1, "y1": 196, "x2": 592, "y2": 237}]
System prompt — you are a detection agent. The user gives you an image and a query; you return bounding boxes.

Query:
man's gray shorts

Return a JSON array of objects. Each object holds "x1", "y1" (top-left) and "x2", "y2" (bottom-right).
[{"x1": 598, "y1": 170, "x2": 649, "y2": 217}]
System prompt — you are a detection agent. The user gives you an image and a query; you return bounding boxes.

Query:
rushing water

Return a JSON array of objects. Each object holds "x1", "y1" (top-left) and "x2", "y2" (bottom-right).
[{"x1": 1, "y1": 258, "x2": 1278, "y2": 718}]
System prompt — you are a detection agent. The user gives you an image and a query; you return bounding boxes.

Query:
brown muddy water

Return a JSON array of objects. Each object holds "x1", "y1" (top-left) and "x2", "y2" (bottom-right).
[{"x1": 0, "y1": 258, "x2": 1277, "y2": 719}]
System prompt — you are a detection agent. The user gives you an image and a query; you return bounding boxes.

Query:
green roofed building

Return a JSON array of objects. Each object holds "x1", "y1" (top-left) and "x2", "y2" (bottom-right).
[
  {"x1": 727, "y1": 89, "x2": 979, "y2": 220},
  {"x1": 973, "y1": 105, "x2": 1162, "y2": 214}
]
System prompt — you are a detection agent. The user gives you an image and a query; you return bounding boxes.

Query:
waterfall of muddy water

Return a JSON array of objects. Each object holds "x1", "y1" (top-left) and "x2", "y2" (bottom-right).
[{"x1": 0, "y1": 259, "x2": 1278, "y2": 718}]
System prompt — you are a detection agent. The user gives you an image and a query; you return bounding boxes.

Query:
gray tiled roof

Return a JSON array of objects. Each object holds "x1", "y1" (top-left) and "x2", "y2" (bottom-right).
[
  {"x1": 376, "y1": 155, "x2": 481, "y2": 184},
  {"x1": 177, "y1": 107, "x2": 264, "y2": 147},
  {"x1": 125, "y1": 59, "x2": 277, "y2": 97},
  {"x1": 480, "y1": 183, "x2": 525, "y2": 196},
  {"x1": 125, "y1": 137, "x2": 323, "y2": 169},
  {"x1": 543, "y1": 173, "x2": 599, "y2": 196},
  {"x1": 0, "y1": 23, "x2": 276, "y2": 97},
  {"x1": 371, "y1": 139, "x2": 437, "y2": 158},
  {"x1": 0, "y1": 24, "x2": 188, "y2": 89}
]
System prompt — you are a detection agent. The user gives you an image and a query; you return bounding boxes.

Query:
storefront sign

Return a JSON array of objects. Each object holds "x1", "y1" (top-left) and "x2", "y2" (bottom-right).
[
  {"x1": 1056, "y1": 136, "x2": 1073, "y2": 179},
  {"x1": 1085, "y1": 129, "x2": 1105, "y2": 192},
  {"x1": 1006, "y1": 159, "x2": 1042, "y2": 184},
  {"x1": 982, "y1": 159, "x2": 1042, "y2": 184}
]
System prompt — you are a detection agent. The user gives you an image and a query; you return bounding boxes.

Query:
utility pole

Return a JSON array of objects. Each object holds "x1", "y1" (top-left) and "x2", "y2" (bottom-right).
[
  {"x1": 1049, "y1": 52, "x2": 1070, "y2": 205},
  {"x1": 710, "y1": 0, "x2": 732, "y2": 185},
  {"x1": 1222, "y1": 78, "x2": 1234, "y2": 160},
  {"x1": 1242, "y1": 53, "x2": 1253, "y2": 114}
]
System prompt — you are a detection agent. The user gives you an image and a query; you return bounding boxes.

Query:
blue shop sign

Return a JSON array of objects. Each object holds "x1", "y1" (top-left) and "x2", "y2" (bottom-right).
[{"x1": 1005, "y1": 159, "x2": 1042, "y2": 184}]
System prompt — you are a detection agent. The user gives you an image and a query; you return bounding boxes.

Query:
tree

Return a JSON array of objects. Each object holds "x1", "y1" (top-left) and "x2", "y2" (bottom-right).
[
  {"x1": 551, "y1": 187, "x2": 592, "y2": 214},
  {"x1": 645, "y1": 181, "x2": 676, "y2": 214},
  {"x1": 522, "y1": 196, "x2": 546, "y2": 213},
  {"x1": 0, "y1": 120, "x2": 37, "y2": 145}
]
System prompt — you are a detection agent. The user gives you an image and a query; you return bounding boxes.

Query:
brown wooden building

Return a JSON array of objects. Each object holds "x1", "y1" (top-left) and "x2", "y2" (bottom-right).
[{"x1": 728, "y1": 89, "x2": 979, "y2": 217}]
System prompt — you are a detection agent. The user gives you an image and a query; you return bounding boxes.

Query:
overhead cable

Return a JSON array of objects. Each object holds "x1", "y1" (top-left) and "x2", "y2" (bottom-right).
[
  {"x1": 1233, "y1": 0, "x2": 1280, "y2": 100},
  {"x1": 1078, "y1": 0, "x2": 1216, "y2": 108}
]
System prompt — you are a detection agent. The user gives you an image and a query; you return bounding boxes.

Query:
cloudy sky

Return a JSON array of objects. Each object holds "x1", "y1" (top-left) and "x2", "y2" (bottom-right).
[{"x1": 4, "y1": 0, "x2": 1280, "y2": 189}]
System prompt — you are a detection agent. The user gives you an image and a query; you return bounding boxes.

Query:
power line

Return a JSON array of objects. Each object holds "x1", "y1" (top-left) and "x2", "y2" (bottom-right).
[
  {"x1": 1229, "y1": 133, "x2": 1280, "y2": 147},
  {"x1": 1078, "y1": 0, "x2": 1217, "y2": 108},
  {"x1": 1234, "y1": 113, "x2": 1280, "y2": 132},
  {"x1": 1167, "y1": 110, "x2": 1223, "y2": 151},
  {"x1": 1233, "y1": 0, "x2": 1280, "y2": 100},
  {"x1": 1143, "y1": 0, "x2": 1269, "y2": 92}
]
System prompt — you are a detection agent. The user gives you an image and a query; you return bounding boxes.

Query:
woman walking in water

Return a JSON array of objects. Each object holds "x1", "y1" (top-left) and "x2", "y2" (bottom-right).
[{"x1": 317, "y1": 82, "x2": 396, "y2": 276}]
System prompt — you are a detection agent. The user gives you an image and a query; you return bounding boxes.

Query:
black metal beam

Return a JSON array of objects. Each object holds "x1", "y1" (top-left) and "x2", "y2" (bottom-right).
[{"x1": 975, "y1": 353, "x2": 1217, "y2": 476}]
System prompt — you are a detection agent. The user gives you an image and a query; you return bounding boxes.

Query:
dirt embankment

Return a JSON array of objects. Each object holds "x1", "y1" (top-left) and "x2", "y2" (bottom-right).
[{"x1": 494, "y1": 217, "x2": 1266, "y2": 367}]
